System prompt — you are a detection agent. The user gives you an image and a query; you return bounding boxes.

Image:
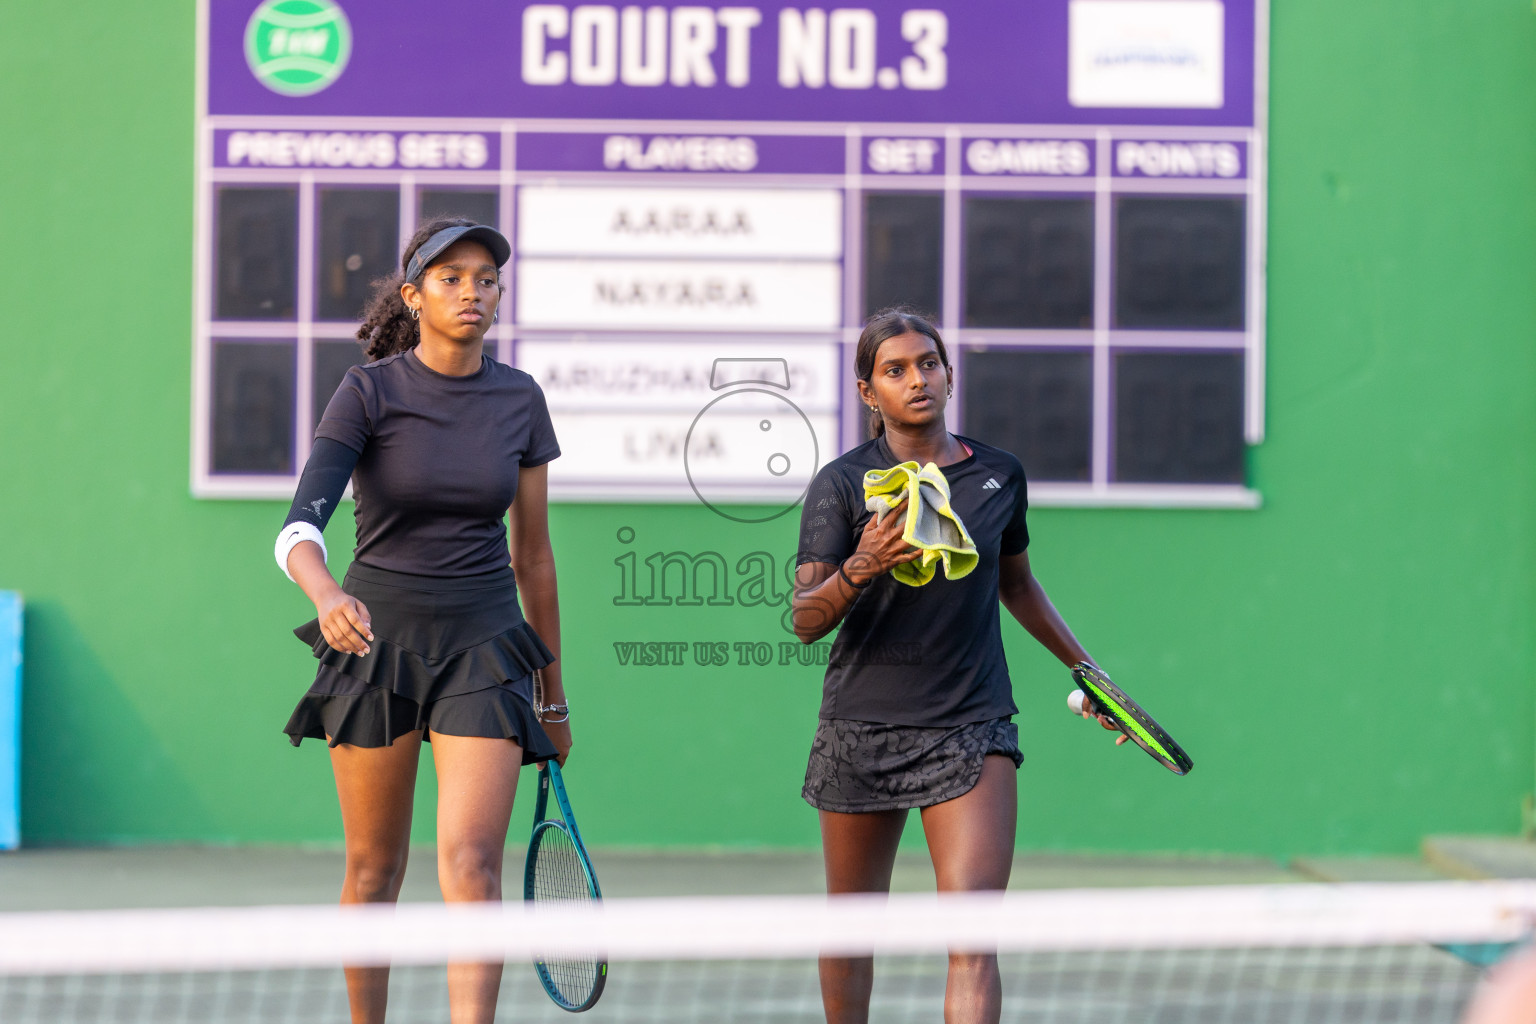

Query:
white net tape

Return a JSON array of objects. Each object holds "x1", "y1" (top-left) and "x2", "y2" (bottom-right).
[
  {"x1": 0, "y1": 882, "x2": 1528, "y2": 1023},
  {"x1": 2, "y1": 882, "x2": 1531, "y2": 973}
]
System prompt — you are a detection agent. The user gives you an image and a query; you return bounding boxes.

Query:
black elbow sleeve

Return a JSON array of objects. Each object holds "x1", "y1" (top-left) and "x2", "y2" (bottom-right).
[{"x1": 283, "y1": 437, "x2": 360, "y2": 532}]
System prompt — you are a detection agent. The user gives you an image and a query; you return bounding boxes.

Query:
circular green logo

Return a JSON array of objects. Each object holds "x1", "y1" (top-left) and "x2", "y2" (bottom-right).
[{"x1": 244, "y1": 0, "x2": 352, "y2": 97}]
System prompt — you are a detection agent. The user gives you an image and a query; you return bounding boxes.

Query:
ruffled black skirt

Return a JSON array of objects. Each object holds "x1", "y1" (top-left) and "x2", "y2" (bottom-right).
[
  {"x1": 802, "y1": 717, "x2": 1023, "y2": 813},
  {"x1": 283, "y1": 562, "x2": 558, "y2": 763}
]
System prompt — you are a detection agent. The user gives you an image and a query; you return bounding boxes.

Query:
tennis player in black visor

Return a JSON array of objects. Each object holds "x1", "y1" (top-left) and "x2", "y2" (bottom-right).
[{"x1": 275, "y1": 219, "x2": 570, "y2": 1024}]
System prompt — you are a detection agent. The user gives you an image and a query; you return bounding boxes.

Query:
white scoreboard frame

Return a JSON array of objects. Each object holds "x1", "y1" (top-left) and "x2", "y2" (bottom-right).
[{"x1": 190, "y1": 1, "x2": 1269, "y2": 509}]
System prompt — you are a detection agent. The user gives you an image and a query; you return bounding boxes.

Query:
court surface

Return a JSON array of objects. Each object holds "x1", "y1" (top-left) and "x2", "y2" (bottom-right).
[{"x1": 0, "y1": 846, "x2": 1324, "y2": 910}]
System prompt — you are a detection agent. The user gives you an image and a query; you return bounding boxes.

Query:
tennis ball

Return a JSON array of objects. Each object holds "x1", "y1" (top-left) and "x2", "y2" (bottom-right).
[
  {"x1": 1068, "y1": 689, "x2": 1087, "y2": 715},
  {"x1": 244, "y1": 0, "x2": 353, "y2": 97}
]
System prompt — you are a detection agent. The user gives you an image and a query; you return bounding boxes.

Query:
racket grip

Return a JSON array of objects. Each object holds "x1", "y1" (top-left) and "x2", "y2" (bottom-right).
[{"x1": 1068, "y1": 689, "x2": 1087, "y2": 715}]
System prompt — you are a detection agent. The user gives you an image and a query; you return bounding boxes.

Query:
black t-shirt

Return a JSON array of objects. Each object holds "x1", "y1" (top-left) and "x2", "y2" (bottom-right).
[
  {"x1": 315, "y1": 349, "x2": 560, "y2": 577},
  {"x1": 796, "y1": 434, "x2": 1029, "y2": 726}
]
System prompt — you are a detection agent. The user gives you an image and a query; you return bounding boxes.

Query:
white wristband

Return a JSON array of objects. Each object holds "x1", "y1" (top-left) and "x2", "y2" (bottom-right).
[{"x1": 275, "y1": 522, "x2": 327, "y2": 583}]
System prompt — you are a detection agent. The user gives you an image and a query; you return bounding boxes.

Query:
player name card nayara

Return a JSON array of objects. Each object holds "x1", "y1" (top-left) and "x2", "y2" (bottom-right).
[{"x1": 517, "y1": 260, "x2": 841, "y2": 330}]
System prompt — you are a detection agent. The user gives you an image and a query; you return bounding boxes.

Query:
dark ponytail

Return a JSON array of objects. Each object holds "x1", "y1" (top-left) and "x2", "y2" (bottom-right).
[
  {"x1": 854, "y1": 308, "x2": 950, "y2": 438},
  {"x1": 355, "y1": 216, "x2": 481, "y2": 361}
]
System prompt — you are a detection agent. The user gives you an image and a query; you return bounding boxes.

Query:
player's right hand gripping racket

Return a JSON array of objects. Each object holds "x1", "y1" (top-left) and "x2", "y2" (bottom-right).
[
  {"x1": 1070, "y1": 662, "x2": 1194, "y2": 776},
  {"x1": 524, "y1": 761, "x2": 607, "y2": 1012}
]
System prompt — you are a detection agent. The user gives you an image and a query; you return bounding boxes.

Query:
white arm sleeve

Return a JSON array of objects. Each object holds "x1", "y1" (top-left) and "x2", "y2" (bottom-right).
[{"x1": 275, "y1": 522, "x2": 328, "y2": 583}]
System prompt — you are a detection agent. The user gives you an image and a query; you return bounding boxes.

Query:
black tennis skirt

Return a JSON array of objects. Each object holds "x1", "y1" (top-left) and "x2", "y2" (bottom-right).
[
  {"x1": 283, "y1": 562, "x2": 558, "y2": 763},
  {"x1": 802, "y1": 717, "x2": 1023, "y2": 813}
]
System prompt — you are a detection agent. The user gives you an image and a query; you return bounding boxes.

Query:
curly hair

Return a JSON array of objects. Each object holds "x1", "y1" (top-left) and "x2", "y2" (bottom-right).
[
  {"x1": 853, "y1": 308, "x2": 950, "y2": 438},
  {"x1": 356, "y1": 216, "x2": 499, "y2": 361}
]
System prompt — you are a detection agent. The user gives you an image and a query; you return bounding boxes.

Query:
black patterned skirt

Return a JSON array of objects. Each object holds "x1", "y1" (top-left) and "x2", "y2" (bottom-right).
[
  {"x1": 802, "y1": 717, "x2": 1023, "y2": 813},
  {"x1": 283, "y1": 562, "x2": 558, "y2": 763}
]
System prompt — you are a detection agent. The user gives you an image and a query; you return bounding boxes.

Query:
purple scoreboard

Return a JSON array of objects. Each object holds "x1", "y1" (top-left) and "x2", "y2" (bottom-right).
[{"x1": 194, "y1": 0, "x2": 1268, "y2": 507}]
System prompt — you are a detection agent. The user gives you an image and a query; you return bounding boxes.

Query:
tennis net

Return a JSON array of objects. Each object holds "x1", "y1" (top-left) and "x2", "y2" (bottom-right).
[{"x1": 0, "y1": 881, "x2": 1528, "y2": 1022}]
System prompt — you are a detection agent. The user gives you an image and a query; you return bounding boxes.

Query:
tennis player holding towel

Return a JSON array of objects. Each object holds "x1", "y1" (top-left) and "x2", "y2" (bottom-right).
[
  {"x1": 793, "y1": 309, "x2": 1119, "y2": 1024},
  {"x1": 274, "y1": 219, "x2": 570, "y2": 1024}
]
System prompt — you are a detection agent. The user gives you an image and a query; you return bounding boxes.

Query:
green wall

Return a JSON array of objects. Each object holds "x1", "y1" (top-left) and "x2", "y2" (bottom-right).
[{"x1": 1, "y1": 3, "x2": 1534, "y2": 856}]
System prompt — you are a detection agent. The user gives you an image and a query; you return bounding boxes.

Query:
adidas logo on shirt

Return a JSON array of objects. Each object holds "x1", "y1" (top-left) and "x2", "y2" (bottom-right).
[{"x1": 981, "y1": 478, "x2": 1001, "y2": 490}]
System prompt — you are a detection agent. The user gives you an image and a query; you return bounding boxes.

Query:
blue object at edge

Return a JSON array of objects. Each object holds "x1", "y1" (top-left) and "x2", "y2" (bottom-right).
[
  {"x1": 0, "y1": 592, "x2": 19, "y2": 850},
  {"x1": 1436, "y1": 941, "x2": 1527, "y2": 969}
]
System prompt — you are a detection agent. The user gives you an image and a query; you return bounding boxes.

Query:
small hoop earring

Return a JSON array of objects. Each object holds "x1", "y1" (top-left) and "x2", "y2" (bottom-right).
[
  {"x1": 492, "y1": 311, "x2": 499, "y2": 324},
  {"x1": 410, "y1": 307, "x2": 420, "y2": 321}
]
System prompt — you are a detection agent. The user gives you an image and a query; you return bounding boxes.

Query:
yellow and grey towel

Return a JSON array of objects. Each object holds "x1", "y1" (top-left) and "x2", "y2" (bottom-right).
[{"x1": 862, "y1": 461, "x2": 979, "y2": 587}]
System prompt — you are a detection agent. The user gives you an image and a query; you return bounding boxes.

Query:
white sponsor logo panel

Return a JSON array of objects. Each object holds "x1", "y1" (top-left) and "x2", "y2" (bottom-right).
[{"x1": 1068, "y1": 0, "x2": 1224, "y2": 109}]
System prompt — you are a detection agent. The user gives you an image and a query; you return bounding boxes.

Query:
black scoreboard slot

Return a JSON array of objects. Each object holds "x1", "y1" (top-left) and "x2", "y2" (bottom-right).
[
  {"x1": 1114, "y1": 197, "x2": 1246, "y2": 329},
  {"x1": 311, "y1": 340, "x2": 367, "y2": 430},
  {"x1": 419, "y1": 189, "x2": 498, "y2": 230},
  {"x1": 963, "y1": 197, "x2": 1094, "y2": 329},
  {"x1": 215, "y1": 187, "x2": 297, "y2": 321},
  {"x1": 1113, "y1": 351, "x2": 1245, "y2": 484},
  {"x1": 962, "y1": 349, "x2": 1093, "y2": 483},
  {"x1": 864, "y1": 193, "x2": 943, "y2": 318},
  {"x1": 317, "y1": 188, "x2": 400, "y2": 322},
  {"x1": 211, "y1": 340, "x2": 295, "y2": 475}
]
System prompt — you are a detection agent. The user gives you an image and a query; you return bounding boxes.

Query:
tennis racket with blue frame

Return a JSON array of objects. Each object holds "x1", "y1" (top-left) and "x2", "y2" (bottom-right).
[
  {"x1": 523, "y1": 760, "x2": 606, "y2": 1012},
  {"x1": 1071, "y1": 662, "x2": 1194, "y2": 776}
]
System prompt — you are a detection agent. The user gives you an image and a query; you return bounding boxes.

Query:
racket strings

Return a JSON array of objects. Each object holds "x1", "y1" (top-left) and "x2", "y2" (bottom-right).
[{"x1": 530, "y1": 822, "x2": 603, "y2": 1007}]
